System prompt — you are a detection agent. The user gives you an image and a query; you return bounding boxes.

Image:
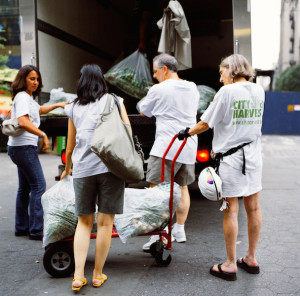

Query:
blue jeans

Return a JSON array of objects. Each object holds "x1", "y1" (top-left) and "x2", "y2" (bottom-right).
[{"x1": 8, "y1": 145, "x2": 46, "y2": 236}]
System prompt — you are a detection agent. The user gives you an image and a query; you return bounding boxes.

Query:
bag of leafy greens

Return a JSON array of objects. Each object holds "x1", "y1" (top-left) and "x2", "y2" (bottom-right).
[
  {"x1": 114, "y1": 182, "x2": 181, "y2": 243},
  {"x1": 41, "y1": 176, "x2": 77, "y2": 247},
  {"x1": 197, "y1": 85, "x2": 216, "y2": 113},
  {"x1": 104, "y1": 50, "x2": 153, "y2": 99}
]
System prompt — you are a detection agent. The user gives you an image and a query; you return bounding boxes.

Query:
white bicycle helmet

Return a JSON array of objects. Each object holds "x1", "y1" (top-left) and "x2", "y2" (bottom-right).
[{"x1": 198, "y1": 167, "x2": 222, "y2": 201}]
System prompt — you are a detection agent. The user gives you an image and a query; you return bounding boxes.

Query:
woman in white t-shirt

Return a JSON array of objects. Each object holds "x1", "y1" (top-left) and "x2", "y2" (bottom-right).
[
  {"x1": 186, "y1": 54, "x2": 264, "y2": 281},
  {"x1": 7, "y1": 65, "x2": 67, "y2": 240},
  {"x1": 60, "y1": 64, "x2": 130, "y2": 291}
]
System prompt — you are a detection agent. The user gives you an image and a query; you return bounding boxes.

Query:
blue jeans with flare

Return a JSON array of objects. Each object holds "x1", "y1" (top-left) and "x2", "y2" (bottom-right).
[{"x1": 8, "y1": 145, "x2": 46, "y2": 236}]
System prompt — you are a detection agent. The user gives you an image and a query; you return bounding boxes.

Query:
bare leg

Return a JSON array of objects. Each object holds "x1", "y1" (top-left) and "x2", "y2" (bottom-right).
[
  {"x1": 73, "y1": 213, "x2": 94, "y2": 288},
  {"x1": 150, "y1": 184, "x2": 190, "y2": 226},
  {"x1": 93, "y1": 212, "x2": 115, "y2": 285},
  {"x1": 212, "y1": 197, "x2": 239, "y2": 273},
  {"x1": 241, "y1": 192, "x2": 261, "y2": 266},
  {"x1": 176, "y1": 185, "x2": 190, "y2": 225}
]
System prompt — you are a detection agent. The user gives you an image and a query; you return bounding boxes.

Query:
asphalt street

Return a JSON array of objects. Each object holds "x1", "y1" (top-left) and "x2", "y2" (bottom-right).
[{"x1": 0, "y1": 135, "x2": 300, "y2": 296}]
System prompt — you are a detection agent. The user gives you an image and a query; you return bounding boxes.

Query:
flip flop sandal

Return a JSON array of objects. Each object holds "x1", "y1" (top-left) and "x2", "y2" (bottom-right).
[
  {"x1": 72, "y1": 278, "x2": 87, "y2": 291},
  {"x1": 237, "y1": 258, "x2": 260, "y2": 274},
  {"x1": 209, "y1": 264, "x2": 237, "y2": 281},
  {"x1": 92, "y1": 273, "x2": 107, "y2": 288}
]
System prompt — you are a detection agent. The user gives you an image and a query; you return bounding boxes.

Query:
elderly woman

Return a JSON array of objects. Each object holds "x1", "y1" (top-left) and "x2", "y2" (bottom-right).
[{"x1": 184, "y1": 54, "x2": 264, "y2": 281}]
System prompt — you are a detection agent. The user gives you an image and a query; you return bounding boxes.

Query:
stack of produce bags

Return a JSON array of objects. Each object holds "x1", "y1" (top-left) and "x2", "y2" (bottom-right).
[{"x1": 42, "y1": 177, "x2": 180, "y2": 246}]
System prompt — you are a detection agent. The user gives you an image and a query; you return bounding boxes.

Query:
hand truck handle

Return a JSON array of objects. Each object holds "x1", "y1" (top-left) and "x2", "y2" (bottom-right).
[
  {"x1": 161, "y1": 134, "x2": 188, "y2": 183},
  {"x1": 160, "y1": 134, "x2": 188, "y2": 250}
]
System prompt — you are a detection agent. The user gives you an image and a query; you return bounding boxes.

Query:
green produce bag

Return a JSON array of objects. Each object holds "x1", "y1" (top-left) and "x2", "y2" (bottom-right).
[{"x1": 104, "y1": 50, "x2": 153, "y2": 99}]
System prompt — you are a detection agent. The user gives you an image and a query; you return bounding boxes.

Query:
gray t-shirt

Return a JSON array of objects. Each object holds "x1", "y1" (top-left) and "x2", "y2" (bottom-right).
[{"x1": 65, "y1": 94, "x2": 123, "y2": 178}]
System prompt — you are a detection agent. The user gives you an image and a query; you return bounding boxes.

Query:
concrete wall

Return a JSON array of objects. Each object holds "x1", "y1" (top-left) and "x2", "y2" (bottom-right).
[{"x1": 262, "y1": 91, "x2": 300, "y2": 134}]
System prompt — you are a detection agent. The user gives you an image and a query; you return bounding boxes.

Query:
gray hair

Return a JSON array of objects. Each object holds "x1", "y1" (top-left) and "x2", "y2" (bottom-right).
[
  {"x1": 220, "y1": 54, "x2": 255, "y2": 81},
  {"x1": 153, "y1": 53, "x2": 178, "y2": 73}
]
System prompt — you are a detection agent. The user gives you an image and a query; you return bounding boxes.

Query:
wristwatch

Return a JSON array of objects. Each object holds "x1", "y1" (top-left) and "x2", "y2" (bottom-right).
[{"x1": 41, "y1": 132, "x2": 46, "y2": 138}]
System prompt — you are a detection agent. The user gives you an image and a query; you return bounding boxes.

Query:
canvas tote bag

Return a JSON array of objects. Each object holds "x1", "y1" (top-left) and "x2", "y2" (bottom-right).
[{"x1": 91, "y1": 94, "x2": 144, "y2": 183}]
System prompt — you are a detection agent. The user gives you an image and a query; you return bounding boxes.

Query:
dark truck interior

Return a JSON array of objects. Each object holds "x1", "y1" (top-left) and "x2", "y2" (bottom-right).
[{"x1": 36, "y1": 0, "x2": 235, "y2": 182}]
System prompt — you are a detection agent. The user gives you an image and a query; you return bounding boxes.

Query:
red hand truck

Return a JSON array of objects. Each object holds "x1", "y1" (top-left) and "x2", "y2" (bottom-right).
[{"x1": 42, "y1": 134, "x2": 188, "y2": 277}]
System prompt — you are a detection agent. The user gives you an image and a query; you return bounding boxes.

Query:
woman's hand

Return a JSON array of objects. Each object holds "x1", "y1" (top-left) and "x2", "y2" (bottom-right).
[
  {"x1": 41, "y1": 134, "x2": 49, "y2": 152},
  {"x1": 39, "y1": 102, "x2": 68, "y2": 114},
  {"x1": 60, "y1": 169, "x2": 72, "y2": 180},
  {"x1": 59, "y1": 102, "x2": 68, "y2": 108}
]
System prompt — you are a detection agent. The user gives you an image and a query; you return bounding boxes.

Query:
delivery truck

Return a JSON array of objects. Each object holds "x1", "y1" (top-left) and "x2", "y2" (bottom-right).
[{"x1": 16, "y1": 0, "x2": 252, "y2": 187}]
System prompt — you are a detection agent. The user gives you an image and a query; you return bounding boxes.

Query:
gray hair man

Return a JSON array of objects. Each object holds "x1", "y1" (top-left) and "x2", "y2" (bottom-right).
[{"x1": 137, "y1": 53, "x2": 199, "y2": 251}]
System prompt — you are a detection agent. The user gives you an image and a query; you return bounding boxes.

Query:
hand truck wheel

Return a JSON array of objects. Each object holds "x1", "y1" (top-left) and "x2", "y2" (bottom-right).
[
  {"x1": 150, "y1": 239, "x2": 164, "y2": 258},
  {"x1": 155, "y1": 251, "x2": 172, "y2": 266},
  {"x1": 43, "y1": 242, "x2": 75, "y2": 278}
]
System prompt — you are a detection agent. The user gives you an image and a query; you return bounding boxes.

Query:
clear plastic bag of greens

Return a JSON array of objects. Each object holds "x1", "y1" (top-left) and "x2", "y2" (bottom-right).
[
  {"x1": 104, "y1": 50, "x2": 153, "y2": 99},
  {"x1": 42, "y1": 88, "x2": 77, "y2": 116},
  {"x1": 114, "y1": 182, "x2": 181, "y2": 243},
  {"x1": 41, "y1": 176, "x2": 97, "y2": 247},
  {"x1": 197, "y1": 85, "x2": 216, "y2": 113},
  {"x1": 41, "y1": 176, "x2": 77, "y2": 247}
]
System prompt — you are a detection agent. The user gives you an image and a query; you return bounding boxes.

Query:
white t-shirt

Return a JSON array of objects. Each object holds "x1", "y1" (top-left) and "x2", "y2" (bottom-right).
[
  {"x1": 65, "y1": 94, "x2": 123, "y2": 178},
  {"x1": 137, "y1": 79, "x2": 198, "y2": 164},
  {"x1": 201, "y1": 81, "x2": 265, "y2": 171},
  {"x1": 8, "y1": 91, "x2": 40, "y2": 147}
]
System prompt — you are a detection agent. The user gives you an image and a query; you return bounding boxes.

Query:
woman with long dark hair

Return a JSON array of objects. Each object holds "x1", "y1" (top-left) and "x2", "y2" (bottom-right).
[
  {"x1": 61, "y1": 64, "x2": 131, "y2": 291},
  {"x1": 8, "y1": 65, "x2": 67, "y2": 240}
]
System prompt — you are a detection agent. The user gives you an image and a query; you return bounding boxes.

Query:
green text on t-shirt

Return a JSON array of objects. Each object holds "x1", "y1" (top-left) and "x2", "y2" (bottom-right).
[{"x1": 232, "y1": 96, "x2": 263, "y2": 125}]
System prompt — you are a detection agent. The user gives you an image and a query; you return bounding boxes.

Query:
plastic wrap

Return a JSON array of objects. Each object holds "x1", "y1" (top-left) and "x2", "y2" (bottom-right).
[
  {"x1": 42, "y1": 176, "x2": 98, "y2": 247},
  {"x1": 197, "y1": 85, "x2": 216, "y2": 113},
  {"x1": 43, "y1": 88, "x2": 77, "y2": 116},
  {"x1": 41, "y1": 176, "x2": 77, "y2": 247},
  {"x1": 104, "y1": 50, "x2": 153, "y2": 99},
  {"x1": 114, "y1": 182, "x2": 181, "y2": 243}
]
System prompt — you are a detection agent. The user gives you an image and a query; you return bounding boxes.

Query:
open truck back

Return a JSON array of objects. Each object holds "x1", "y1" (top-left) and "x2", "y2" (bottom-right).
[{"x1": 17, "y1": 0, "x2": 252, "y2": 187}]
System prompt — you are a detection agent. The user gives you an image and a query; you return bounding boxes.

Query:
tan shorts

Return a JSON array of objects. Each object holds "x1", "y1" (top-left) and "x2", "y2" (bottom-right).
[{"x1": 146, "y1": 156, "x2": 195, "y2": 186}]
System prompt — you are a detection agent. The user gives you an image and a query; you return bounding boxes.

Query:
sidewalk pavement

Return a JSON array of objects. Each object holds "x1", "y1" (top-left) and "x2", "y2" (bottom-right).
[{"x1": 0, "y1": 135, "x2": 300, "y2": 296}]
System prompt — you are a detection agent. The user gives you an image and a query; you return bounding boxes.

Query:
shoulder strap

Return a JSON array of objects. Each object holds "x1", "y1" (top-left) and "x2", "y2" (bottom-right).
[
  {"x1": 3, "y1": 109, "x2": 12, "y2": 120},
  {"x1": 103, "y1": 94, "x2": 114, "y2": 114},
  {"x1": 111, "y1": 93, "x2": 122, "y2": 115},
  {"x1": 103, "y1": 93, "x2": 122, "y2": 115}
]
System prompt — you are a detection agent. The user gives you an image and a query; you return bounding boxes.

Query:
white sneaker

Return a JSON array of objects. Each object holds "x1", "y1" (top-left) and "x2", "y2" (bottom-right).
[
  {"x1": 171, "y1": 228, "x2": 186, "y2": 243},
  {"x1": 142, "y1": 235, "x2": 159, "y2": 252}
]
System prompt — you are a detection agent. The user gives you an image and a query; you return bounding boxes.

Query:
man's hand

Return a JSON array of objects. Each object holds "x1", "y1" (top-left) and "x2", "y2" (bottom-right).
[{"x1": 177, "y1": 127, "x2": 191, "y2": 140}]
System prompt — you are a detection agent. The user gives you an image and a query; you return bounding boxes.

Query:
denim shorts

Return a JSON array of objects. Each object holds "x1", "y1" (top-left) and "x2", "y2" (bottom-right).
[
  {"x1": 146, "y1": 156, "x2": 195, "y2": 186},
  {"x1": 73, "y1": 172, "x2": 125, "y2": 216}
]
